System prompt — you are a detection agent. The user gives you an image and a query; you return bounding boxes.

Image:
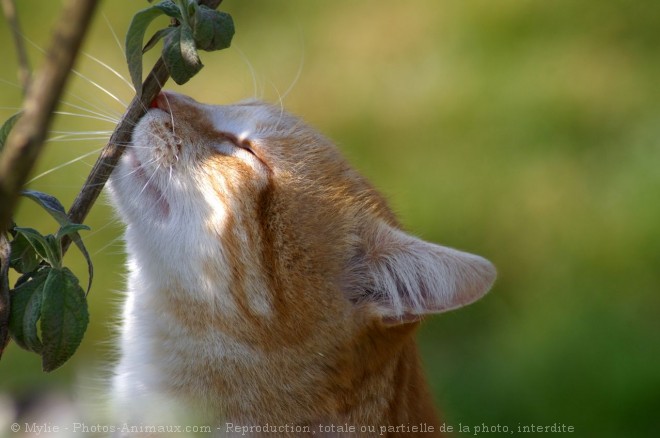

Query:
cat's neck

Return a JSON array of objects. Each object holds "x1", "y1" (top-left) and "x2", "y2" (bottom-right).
[{"x1": 122, "y1": 275, "x2": 441, "y2": 433}]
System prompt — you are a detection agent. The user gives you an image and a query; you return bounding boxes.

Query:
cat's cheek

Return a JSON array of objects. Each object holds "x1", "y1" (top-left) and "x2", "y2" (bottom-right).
[{"x1": 108, "y1": 162, "x2": 166, "y2": 227}]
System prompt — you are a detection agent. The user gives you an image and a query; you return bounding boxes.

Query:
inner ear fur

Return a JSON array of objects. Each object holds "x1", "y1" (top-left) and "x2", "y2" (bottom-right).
[{"x1": 343, "y1": 221, "x2": 496, "y2": 325}]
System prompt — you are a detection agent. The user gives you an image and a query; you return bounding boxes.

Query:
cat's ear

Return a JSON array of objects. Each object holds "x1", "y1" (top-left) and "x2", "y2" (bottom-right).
[{"x1": 345, "y1": 222, "x2": 496, "y2": 325}]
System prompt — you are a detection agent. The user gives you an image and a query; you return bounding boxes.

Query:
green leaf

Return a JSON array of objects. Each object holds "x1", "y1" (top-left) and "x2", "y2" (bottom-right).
[
  {"x1": 14, "y1": 271, "x2": 35, "y2": 288},
  {"x1": 199, "y1": 0, "x2": 223, "y2": 9},
  {"x1": 40, "y1": 267, "x2": 89, "y2": 372},
  {"x1": 153, "y1": 0, "x2": 182, "y2": 20},
  {"x1": 9, "y1": 233, "x2": 40, "y2": 274},
  {"x1": 185, "y1": 0, "x2": 197, "y2": 24},
  {"x1": 143, "y1": 27, "x2": 177, "y2": 54},
  {"x1": 128, "y1": 0, "x2": 232, "y2": 90},
  {"x1": 21, "y1": 190, "x2": 94, "y2": 293},
  {"x1": 8, "y1": 268, "x2": 50, "y2": 353},
  {"x1": 44, "y1": 234, "x2": 62, "y2": 268},
  {"x1": 21, "y1": 190, "x2": 68, "y2": 220},
  {"x1": 180, "y1": 23, "x2": 202, "y2": 70},
  {"x1": 55, "y1": 224, "x2": 91, "y2": 242},
  {"x1": 13, "y1": 227, "x2": 54, "y2": 266},
  {"x1": 0, "y1": 112, "x2": 22, "y2": 152},
  {"x1": 126, "y1": 4, "x2": 167, "y2": 94},
  {"x1": 192, "y1": 6, "x2": 234, "y2": 51},
  {"x1": 162, "y1": 25, "x2": 203, "y2": 85},
  {"x1": 126, "y1": 1, "x2": 183, "y2": 93}
]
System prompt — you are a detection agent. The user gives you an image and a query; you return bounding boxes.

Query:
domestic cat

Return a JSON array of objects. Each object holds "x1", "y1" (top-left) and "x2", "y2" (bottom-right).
[{"x1": 109, "y1": 91, "x2": 496, "y2": 436}]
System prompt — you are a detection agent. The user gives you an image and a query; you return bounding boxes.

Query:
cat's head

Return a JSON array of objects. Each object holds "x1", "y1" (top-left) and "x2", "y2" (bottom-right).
[{"x1": 110, "y1": 91, "x2": 495, "y2": 345}]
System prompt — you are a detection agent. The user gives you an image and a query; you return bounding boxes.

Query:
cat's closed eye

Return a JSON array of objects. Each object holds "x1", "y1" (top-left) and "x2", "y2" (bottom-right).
[{"x1": 215, "y1": 132, "x2": 258, "y2": 158}]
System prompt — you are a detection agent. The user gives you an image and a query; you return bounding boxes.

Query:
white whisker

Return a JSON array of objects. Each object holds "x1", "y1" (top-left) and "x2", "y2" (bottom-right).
[
  {"x1": 22, "y1": 35, "x2": 129, "y2": 108},
  {"x1": 27, "y1": 147, "x2": 104, "y2": 184},
  {"x1": 83, "y1": 51, "x2": 134, "y2": 92},
  {"x1": 279, "y1": 26, "x2": 305, "y2": 104},
  {"x1": 233, "y1": 45, "x2": 259, "y2": 100},
  {"x1": 60, "y1": 100, "x2": 120, "y2": 123},
  {"x1": 0, "y1": 77, "x2": 21, "y2": 90},
  {"x1": 50, "y1": 130, "x2": 114, "y2": 135},
  {"x1": 120, "y1": 157, "x2": 159, "y2": 182},
  {"x1": 92, "y1": 233, "x2": 125, "y2": 257},
  {"x1": 103, "y1": 14, "x2": 127, "y2": 58},
  {"x1": 70, "y1": 70, "x2": 129, "y2": 108},
  {"x1": 54, "y1": 111, "x2": 119, "y2": 124},
  {"x1": 64, "y1": 91, "x2": 124, "y2": 120},
  {"x1": 47, "y1": 135, "x2": 108, "y2": 143},
  {"x1": 83, "y1": 217, "x2": 121, "y2": 240},
  {"x1": 80, "y1": 162, "x2": 145, "y2": 188},
  {"x1": 138, "y1": 163, "x2": 162, "y2": 198},
  {"x1": 268, "y1": 80, "x2": 287, "y2": 132},
  {"x1": 48, "y1": 136, "x2": 110, "y2": 142}
]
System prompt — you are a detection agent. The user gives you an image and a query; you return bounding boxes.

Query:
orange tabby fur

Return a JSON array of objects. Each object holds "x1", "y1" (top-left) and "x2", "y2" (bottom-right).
[{"x1": 109, "y1": 92, "x2": 495, "y2": 436}]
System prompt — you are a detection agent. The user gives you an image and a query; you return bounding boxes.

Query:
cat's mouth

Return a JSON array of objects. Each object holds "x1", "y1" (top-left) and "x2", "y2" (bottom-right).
[{"x1": 126, "y1": 148, "x2": 170, "y2": 219}]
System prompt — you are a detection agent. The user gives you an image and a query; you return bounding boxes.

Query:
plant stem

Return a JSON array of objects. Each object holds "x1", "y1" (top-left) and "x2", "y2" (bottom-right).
[
  {"x1": 62, "y1": 58, "x2": 170, "y2": 254},
  {"x1": 0, "y1": 1, "x2": 99, "y2": 356},
  {"x1": 0, "y1": 0, "x2": 99, "y2": 234}
]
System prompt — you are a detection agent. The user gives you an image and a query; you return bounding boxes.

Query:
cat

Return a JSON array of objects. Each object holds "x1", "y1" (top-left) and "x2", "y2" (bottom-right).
[{"x1": 108, "y1": 90, "x2": 496, "y2": 436}]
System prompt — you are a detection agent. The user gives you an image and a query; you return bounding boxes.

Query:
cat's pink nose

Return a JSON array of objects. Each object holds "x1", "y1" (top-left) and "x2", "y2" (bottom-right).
[{"x1": 150, "y1": 91, "x2": 170, "y2": 111}]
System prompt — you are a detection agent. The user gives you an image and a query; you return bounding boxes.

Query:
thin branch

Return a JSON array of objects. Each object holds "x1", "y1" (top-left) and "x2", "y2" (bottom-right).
[
  {"x1": 62, "y1": 57, "x2": 170, "y2": 254},
  {"x1": 0, "y1": 0, "x2": 100, "y2": 233},
  {"x1": 0, "y1": 0, "x2": 32, "y2": 94},
  {"x1": 0, "y1": 0, "x2": 99, "y2": 357}
]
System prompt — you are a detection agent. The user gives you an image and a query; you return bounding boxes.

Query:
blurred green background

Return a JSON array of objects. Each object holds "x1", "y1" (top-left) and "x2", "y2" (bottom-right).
[{"x1": 1, "y1": 0, "x2": 659, "y2": 436}]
